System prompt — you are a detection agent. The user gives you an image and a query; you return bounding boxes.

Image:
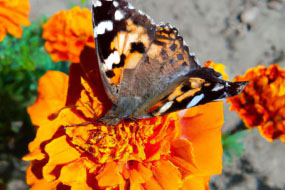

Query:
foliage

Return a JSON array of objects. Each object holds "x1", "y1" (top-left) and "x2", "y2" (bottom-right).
[
  {"x1": 222, "y1": 130, "x2": 248, "y2": 164},
  {"x1": 0, "y1": 18, "x2": 69, "y2": 156}
]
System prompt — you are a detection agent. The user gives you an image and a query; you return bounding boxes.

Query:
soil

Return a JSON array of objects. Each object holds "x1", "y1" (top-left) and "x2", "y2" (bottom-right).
[{"x1": 9, "y1": 0, "x2": 285, "y2": 189}]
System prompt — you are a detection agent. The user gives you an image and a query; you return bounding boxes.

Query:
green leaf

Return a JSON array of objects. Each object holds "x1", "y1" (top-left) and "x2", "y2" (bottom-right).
[{"x1": 222, "y1": 130, "x2": 248, "y2": 164}]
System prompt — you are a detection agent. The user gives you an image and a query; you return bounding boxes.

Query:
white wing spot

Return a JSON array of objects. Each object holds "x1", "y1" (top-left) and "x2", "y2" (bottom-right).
[
  {"x1": 104, "y1": 51, "x2": 121, "y2": 70},
  {"x1": 113, "y1": 1, "x2": 119, "y2": 7},
  {"x1": 95, "y1": 20, "x2": 113, "y2": 36},
  {"x1": 186, "y1": 94, "x2": 205, "y2": 108},
  {"x1": 159, "y1": 101, "x2": 174, "y2": 114},
  {"x1": 93, "y1": 0, "x2": 102, "y2": 7},
  {"x1": 115, "y1": 9, "x2": 125, "y2": 21},
  {"x1": 212, "y1": 84, "x2": 224, "y2": 91}
]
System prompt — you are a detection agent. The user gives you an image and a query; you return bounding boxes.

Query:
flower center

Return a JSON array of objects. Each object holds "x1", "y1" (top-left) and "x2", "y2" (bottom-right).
[{"x1": 65, "y1": 118, "x2": 162, "y2": 164}]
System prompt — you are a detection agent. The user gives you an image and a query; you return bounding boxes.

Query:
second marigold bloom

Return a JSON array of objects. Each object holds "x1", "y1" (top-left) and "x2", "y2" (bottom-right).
[
  {"x1": 43, "y1": 6, "x2": 95, "y2": 63},
  {"x1": 228, "y1": 64, "x2": 285, "y2": 142}
]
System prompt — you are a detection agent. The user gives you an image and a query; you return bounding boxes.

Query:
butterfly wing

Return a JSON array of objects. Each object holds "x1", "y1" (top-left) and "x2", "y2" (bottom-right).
[
  {"x1": 124, "y1": 24, "x2": 247, "y2": 118},
  {"x1": 92, "y1": 0, "x2": 247, "y2": 125},
  {"x1": 121, "y1": 23, "x2": 202, "y2": 118},
  {"x1": 149, "y1": 67, "x2": 248, "y2": 116},
  {"x1": 92, "y1": 0, "x2": 156, "y2": 103}
]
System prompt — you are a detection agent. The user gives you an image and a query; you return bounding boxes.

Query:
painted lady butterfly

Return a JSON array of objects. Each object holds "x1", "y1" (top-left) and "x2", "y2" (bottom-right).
[{"x1": 91, "y1": 0, "x2": 247, "y2": 125}]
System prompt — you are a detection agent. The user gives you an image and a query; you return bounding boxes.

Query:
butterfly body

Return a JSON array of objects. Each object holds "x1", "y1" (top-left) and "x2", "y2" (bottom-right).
[{"x1": 92, "y1": 0, "x2": 247, "y2": 125}]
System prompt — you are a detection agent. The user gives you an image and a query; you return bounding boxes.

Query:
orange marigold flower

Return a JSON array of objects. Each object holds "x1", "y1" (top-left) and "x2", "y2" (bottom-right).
[
  {"x1": 227, "y1": 64, "x2": 285, "y2": 142},
  {"x1": 24, "y1": 48, "x2": 224, "y2": 190},
  {"x1": 0, "y1": 0, "x2": 30, "y2": 42},
  {"x1": 43, "y1": 6, "x2": 95, "y2": 63}
]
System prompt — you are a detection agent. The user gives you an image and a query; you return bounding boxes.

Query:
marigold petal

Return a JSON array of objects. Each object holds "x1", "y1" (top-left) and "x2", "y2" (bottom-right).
[
  {"x1": 127, "y1": 162, "x2": 153, "y2": 188},
  {"x1": 181, "y1": 176, "x2": 210, "y2": 190},
  {"x1": 137, "y1": 163, "x2": 153, "y2": 182},
  {"x1": 43, "y1": 136, "x2": 81, "y2": 182},
  {"x1": 59, "y1": 159, "x2": 93, "y2": 190},
  {"x1": 27, "y1": 71, "x2": 68, "y2": 126},
  {"x1": 130, "y1": 183, "x2": 144, "y2": 190},
  {"x1": 71, "y1": 183, "x2": 93, "y2": 190},
  {"x1": 60, "y1": 159, "x2": 86, "y2": 184},
  {"x1": 96, "y1": 162, "x2": 124, "y2": 187},
  {"x1": 169, "y1": 139, "x2": 198, "y2": 176},
  {"x1": 29, "y1": 180, "x2": 59, "y2": 190},
  {"x1": 0, "y1": 25, "x2": 6, "y2": 41},
  {"x1": 0, "y1": 16, "x2": 22, "y2": 37},
  {"x1": 153, "y1": 160, "x2": 182, "y2": 190},
  {"x1": 22, "y1": 148, "x2": 45, "y2": 161},
  {"x1": 144, "y1": 177, "x2": 163, "y2": 190},
  {"x1": 0, "y1": 0, "x2": 30, "y2": 40},
  {"x1": 27, "y1": 165, "x2": 59, "y2": 190},
  {"x1": 26, "y1": 165, "x2": 37, "y2": 186},
  {"x1": 0, "y1": 7, "x2": 30, "y2": 26},
  {"x1": 171, "y1": 139, "x2": 196, "y2": 166},
  {"x1": 179, "y1": 102, "x2": 224, "y2": 175}
]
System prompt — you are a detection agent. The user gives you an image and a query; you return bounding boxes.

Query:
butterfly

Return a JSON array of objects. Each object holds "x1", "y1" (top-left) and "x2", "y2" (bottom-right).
[{"x1": 91, "y1": 0, "x2": 247, "y2": 126}]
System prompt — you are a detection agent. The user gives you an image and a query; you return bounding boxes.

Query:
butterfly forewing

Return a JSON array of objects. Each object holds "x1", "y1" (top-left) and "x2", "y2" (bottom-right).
[{"x1": 92, "y1": 0, "x2": 156, "y2": 103}]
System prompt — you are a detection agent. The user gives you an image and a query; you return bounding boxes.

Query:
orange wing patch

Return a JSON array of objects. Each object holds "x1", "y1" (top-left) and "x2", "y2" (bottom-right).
[{"x1": 107, "y1": 19, "x2": 152, "y2": 85}]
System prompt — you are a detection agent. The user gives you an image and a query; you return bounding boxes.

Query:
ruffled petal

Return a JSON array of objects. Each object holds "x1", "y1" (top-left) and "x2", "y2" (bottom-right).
[
  {"x1": 153, "y1": 160, "x2": 182, "y2": 190},
  {"x1": 0, "y1": 0, "x2": 30, "y2": 41},
  {"x1": 96, "y1": 162, "x2": 125, "y2": 187},
  {"x1": 43, "y1": 136, "x2": 81, "y2": 182},
  {"x1": 27, "y1": 71, "x2": 68, "y2": 127},
  {"x1": 179, "y1": 102, "x2": 224, "y2": 175},
  {"x1": 181, "y1": 176, "x2": 210, "y2": 190}
]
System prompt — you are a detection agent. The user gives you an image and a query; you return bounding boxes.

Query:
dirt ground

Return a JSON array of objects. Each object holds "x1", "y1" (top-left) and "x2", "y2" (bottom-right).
[{"x1": 12, "y1": 0, "x2": 284, "y2": 189}]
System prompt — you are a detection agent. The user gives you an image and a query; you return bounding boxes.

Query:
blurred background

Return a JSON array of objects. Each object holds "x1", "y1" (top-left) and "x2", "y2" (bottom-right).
[{"x1": 1, "y1": 0, "x2": 284, "y2": 189}]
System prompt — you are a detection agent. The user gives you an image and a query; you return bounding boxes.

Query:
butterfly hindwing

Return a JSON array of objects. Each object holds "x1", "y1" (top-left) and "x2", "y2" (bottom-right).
[{"x1": 149, "y1": 67, "x2": 247, "y2": 116}]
